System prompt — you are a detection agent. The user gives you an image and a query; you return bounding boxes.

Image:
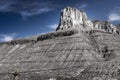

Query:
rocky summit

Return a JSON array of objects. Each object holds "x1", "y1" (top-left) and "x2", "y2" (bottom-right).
[{"x1": 0, "y1": 6, "x2": 120, "y2": 80}]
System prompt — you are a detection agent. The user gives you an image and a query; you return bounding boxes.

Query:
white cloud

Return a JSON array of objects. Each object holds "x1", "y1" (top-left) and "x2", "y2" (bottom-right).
[
  {"x1": 20, "y1": 8, "x2": 52, "y2": 17},
  {"x1": 108, "y1": 13, "x2": 120, "y2": 21},
  {"x1": 75, "y1": 3, "x2": 88, "y2": 9},
  {"x1": 79, "y1": 4, "x2": 88, "y2": 9},
  {"x1": 48, "y1": 24, "x2": 58, "y2": 29},
  {"x1": 20, "y1": 8, "x2": 52, "y2": 19},
  {"x1": 0, "y1": 35, "x2": 14, "y2": 41},
  {"x1": 0, "y1": 0, "x2": 54, "y2": 17},
  {"x1": 108, "y1": 7, "x2": 120, "y2": 21},
  {"x1": 0, "y1": 33, "x2": 17, "y2": 42}
]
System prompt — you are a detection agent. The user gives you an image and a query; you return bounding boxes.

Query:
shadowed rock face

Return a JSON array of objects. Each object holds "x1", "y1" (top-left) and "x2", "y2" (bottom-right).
[{"x1": 0, "y1": 7, "x2": 120, "y2": 80}]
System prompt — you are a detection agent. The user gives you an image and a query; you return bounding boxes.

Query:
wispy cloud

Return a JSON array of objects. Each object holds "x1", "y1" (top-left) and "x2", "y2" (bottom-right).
[
  {"x1": 20, "y1": 8, "x2": 52, "y2": 17},
  {"x1": 108, "y1": 13, "x2": 120, "y2": 21},
  {"x1": 48, "y1": 24, "x2": 58, "y2": 30},
  {"x1": 79, "y1": 4, "x2": 88, "y2": 9},
  {"x1": 0, "y1": 0, "x2": 89, "y2": 17},
  {"x1": 108, "y1": 7, "x2": 120, "y2": 21},
  {"x1": 0, "y1": 0, "x2": 54, "y2": 17},
  {"x1": 0, "y1": 33, "x2": 17, "y2": 42},
  {"x1": 75, "y1": 3, "x2": 88, "y2": 9}
]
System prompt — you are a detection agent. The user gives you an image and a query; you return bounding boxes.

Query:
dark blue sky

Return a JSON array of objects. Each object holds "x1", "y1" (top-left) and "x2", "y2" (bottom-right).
[{"x1": 0, "y1": 0, "x2": 120, "y2": 42}]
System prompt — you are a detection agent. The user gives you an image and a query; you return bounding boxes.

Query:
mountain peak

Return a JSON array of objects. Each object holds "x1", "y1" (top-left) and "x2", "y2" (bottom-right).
[
  {"x1": 56, "y1": 6, "x2": 93, "y2": 31},
  {"x1": 56, "y1": 7, "x2": 119, "y2": 34}
]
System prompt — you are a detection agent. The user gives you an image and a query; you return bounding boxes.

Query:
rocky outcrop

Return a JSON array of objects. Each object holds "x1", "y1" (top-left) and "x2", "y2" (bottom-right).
[
  {"x1": 56, "y1": 6, "x2": 93, "y2": 31},
  {"x1": 92, "y1": 20, "x2": 119, "y2": 34},
  {"x1": 57, "y1": 6, "x2": 119, "y2": 34}
]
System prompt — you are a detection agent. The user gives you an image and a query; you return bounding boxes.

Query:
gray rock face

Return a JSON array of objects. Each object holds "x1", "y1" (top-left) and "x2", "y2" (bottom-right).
[
  {"x1": 57, "y1": 7, "x2": 119, "y2": 34},
  {"x1": 93, "y1": 20, "x2": 119, "y2": 34},
  {"x1": 116, "y1": 24, "x2": 120, "y2": 31},
  {"x1": 0, "y1": 7, "x2": 120, "y2": 80},
  {"x1": 56, "y1": 6, "x2": 93, "y2": 31}
]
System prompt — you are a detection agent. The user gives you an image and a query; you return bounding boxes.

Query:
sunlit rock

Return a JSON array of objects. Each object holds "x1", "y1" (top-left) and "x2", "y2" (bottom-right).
[{"x1": 56, "y1": 6, "x2": 93, "y2": 31}]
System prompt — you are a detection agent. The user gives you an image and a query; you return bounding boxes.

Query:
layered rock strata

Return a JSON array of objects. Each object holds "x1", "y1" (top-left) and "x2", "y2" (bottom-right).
[{"x1": 0, "y1": 7, "x2": 120, "y2": 80}]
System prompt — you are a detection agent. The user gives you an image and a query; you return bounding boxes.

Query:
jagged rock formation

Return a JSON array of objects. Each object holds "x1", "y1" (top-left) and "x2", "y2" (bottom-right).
[
  {"x1": 92, "y1": 20, "x2": 119, "y2": 34},
  {"x1": 0, "y1": 6, "x2": 120, "y2": 80},
  {"x1": 57, "y1": 7, "x2": 119, "y2": 34},
  {"x1": 56, "y1": 6, "x2": 93, "y2": 31}
]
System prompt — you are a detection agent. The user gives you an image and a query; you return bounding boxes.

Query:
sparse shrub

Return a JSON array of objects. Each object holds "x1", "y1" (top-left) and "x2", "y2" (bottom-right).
[
  {"x1": 99, "y1": 46, "x2": 115, "y2": 61},
  {"x1": 12, "y1": 70, "x2": 20, "y2": 80}
]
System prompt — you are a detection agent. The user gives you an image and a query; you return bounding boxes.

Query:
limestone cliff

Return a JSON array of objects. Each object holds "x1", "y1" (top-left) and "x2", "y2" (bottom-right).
[
  {"x1": 0, "y1": 7, "x2": 120, "y2": 80},
  {"x1": 57, "y1": 7, "x2": 119, "y2": 34},
  {"x1": 56, "y1": 6, "x2": 93, "y2": 31}
]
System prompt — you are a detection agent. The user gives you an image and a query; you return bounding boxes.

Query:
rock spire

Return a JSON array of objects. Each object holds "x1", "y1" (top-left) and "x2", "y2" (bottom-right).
[{"x1": 56, "y1": 6, "x2": 93, "y2": 31}]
